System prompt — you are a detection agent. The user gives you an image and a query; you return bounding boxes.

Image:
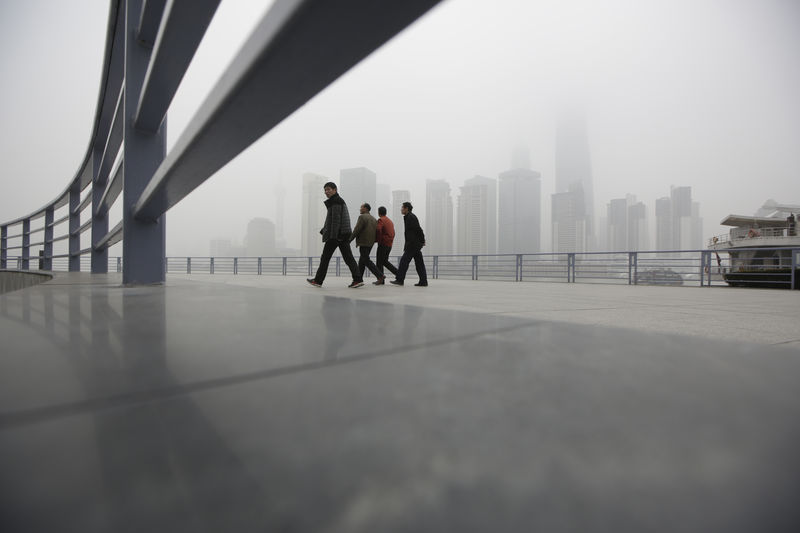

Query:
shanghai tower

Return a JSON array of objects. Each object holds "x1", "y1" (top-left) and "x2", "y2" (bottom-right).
[{"x1": 555, "y1": 108, "x2": 595, "y2": 249}]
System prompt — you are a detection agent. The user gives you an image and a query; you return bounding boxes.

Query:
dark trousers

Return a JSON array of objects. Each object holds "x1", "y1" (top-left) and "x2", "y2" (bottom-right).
[
  {"x1": 314, "y1": 239, "x2": 361, "y2": 284},
  {"x1": 358, "y1": 245, "x2": 384, "y2": 279},
  {"x1": 396, "y1": 246, "x2": 427, "y2": 284},
  {"x1": 375, "y1": 244, "x2": 398, "y2": 277}
]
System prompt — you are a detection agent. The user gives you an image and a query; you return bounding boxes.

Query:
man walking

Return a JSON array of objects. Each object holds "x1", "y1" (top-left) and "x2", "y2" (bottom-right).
[
  {"x1": 350, "y1": 203, "x2": 384, "y2": 283},
  {"x1": 390, "y1": 201, "x2": 428, "y2": 287},
  {"x1": 307, "y1": 182, "x2": 364, "y2": 288},
  {"x1": 374, "y1": 206, "x2": 398, "y2": 284}
]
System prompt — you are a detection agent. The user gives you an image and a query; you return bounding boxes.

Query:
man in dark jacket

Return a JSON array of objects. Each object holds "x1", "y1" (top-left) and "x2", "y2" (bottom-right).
[
  {"x1": 390, "y1": 201, "x2": 428, "y2": 287},
  {"x1": 307, "y1": 182, "x2": 363, "y2": 288}
]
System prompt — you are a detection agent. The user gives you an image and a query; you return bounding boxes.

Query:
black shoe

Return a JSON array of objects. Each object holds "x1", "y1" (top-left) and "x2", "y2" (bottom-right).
[
  {"x1": 389, "y1": 280, "x2": 403, "y2": 286},
  {"x1": 348, "y1": 280, "x2": 364, "y2": 288},
  {"x1": 307, "y1": 278, "x2": 321, "y2": 287},
  {"x1": 414, "y1": 282, "x2": 428, "y2": 287}
]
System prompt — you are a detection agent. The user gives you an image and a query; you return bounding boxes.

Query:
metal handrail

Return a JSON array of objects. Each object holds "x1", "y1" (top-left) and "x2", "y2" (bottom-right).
[{"x1": 1, "y1": 0, "x2": 443, "y2": 283}]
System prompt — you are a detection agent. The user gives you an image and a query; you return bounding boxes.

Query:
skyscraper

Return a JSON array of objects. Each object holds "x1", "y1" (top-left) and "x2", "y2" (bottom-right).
[
  {"x1": 340, "y1": 167, "x2": 376, "y2": 226},
  {"x1": 392, "y1": 189, "x2": 410, "y2": 253},
  {"x1": 606, "y1": 195, "x2": 648, "y2": 252},
  {"x1": 245, "y1": 218, "x2": 276, "y2": 256},
  {"x1": 655, "y1": 196, "x2": 672, "y2": 250},
  {"x1": 551, "y1": 183, "x2": 587, "y2": 253},
  {"x1": 498, "y1": 168, "x2": 541, "y2": 253},
  {"x1": 301, "y1": 173, "x2": 328, "y2": 257},
  {"x1": 425, "y1": 179, "x2": 454, "y2": 254},
  {"x1": 555, "y1": 109, "x2": 595, "y2": 249},
  {"x1": 671, "y1": 185, "x2": 693, "y2": 250},
  {"x1": 607, "y1": 197, "x2": 628, "y2": 251},
  {"x1": 457, "y1": 175, "x2": 497, "y2": 254},
  {"x1": 627, "y1": 200, "x2": 649, "y2": 251}
]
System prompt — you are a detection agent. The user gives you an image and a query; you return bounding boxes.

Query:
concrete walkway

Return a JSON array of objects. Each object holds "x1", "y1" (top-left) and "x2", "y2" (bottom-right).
[
  {"x1": 177, "y1": 273, "x2": 800, "y2": 349},
  {"x1": 2, "y1": 272, "x2": 799, "y2": 532}
]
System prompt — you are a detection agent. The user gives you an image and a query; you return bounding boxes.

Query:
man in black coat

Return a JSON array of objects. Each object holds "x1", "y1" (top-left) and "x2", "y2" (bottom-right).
[
  {"x1": 390, "y1": 201, "x2": 428, "y2": 287},
  {"x1": 307, "y1": 182, "x2": 363, "y2": 288}
]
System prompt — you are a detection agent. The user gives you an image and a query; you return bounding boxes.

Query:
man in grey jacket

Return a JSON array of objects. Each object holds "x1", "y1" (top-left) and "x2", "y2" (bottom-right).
[
  {"x1": 307, "y1": 182, "x2": 363, "y2": 288},
  {"x1": 350, "y1": 203, "x2": 384, "y2": 283}
]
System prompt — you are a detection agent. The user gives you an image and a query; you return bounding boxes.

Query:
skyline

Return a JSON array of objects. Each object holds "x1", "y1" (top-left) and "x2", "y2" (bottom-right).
[{"x1": 2, "y1": 0, "x2": 799, "y2": 258}]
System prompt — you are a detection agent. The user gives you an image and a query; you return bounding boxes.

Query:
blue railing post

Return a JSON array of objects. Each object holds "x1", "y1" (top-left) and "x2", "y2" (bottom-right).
[
  {"x1": 91, "y1": 143, "x2": 108, "y2": 273},
  {"x1": 628, "y1": 252, "x2": 637, "y2": 285},
  {"x1": 472, "y1": 255, "x2": 478, "y2": 280},
  {"x1": 69, "y1": 185, "x2": 80, "y2": 271},
  {"x1": 433, "y1": 255, "x2": 439, "y2": 280},
  {"x1": 0, "y1": 225, "x2": 6, "y2": 269},
  {"x1": 792, "y1": 249, "x2": 797, "y2": 290},
  {"x1": 282, "y1": 257, "x2": 287, "y2": 275},
  {"x1": 516, "y1": 254, "x2": 523, "y2": 281},
  {"x1": 186, "y1": 257, "x2": 191, "y2": 274},
  {"x1": 43, "y1": 206, "x2": 54, "y2": 270},
  {"x1": 234, "y1": 257, "x2": 238, "y2": 274},
  {"x1": 568, "y1": 253, "x2": 575, "y2": 283},
  {"x1": 335, "y1": 257, "x2": 341, "y2": 277},
  {"x1": 210, "y1": 257, "x2": 214, "y2": 274},
  {"x1": 21, "y1": 218, "x2": 30, "y2": 270},
  {"x1": 700, "y1": 251, "x2": 708, "y2": 287},
  {"x1": 308, "y1": 257, "x2": 313, "y2": 276},
  {"x1": 122, "y1": 0, "x2": 167, "y2": 284}
]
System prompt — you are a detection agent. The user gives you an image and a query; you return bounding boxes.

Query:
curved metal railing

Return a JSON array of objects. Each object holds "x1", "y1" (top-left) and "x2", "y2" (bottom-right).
[{"x1": 1, "y1": 0, "x2": 442, "y2": 284}]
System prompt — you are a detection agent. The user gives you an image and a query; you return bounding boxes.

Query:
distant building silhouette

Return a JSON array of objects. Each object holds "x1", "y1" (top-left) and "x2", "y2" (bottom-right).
[
  {"x1": 654, "y1": 186, "x2": 702, "y2": 250},
  {"x1": 555, "y1": 109, "x2": 595, "y2": 249},
  {"x1": 458, "y1": 175, "x2": 497, "y2": 254},
  {"x1": 210, "y1": 238, "x2": 245, "y2": 257},
  {"x1": 551, "y1": 183, "x2": 586, "y2": 253},
  {"x1": 340, "y1": 167, "x2": 376, "y2": 226},
  {"x1": 498, "y1": 168, "x2": 541, "y2": 253},
  {"x1": 426, "y1": 179, "x2": 454, "y2": 254},
  {"x1": 627, "y1": 199, "x2": 649, "y2": 251},
  {"x1": 606, "y1": 195, "x2": 648, "y2": 252},
  {"x1": 245, "y1": 218, "x2": 276, "y2": 256},
  {"x1": 655, "y1": 196, "x2": 672, "y2": 250},
  {"x1": 301, "y1": 172, "x2": 328, "y2": 257},
  {"x1": 392, "y1": 189, "x2": 410, "y2": 253}
]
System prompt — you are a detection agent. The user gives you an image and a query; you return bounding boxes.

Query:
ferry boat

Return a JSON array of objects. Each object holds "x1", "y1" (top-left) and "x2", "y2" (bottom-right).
[{"x1": 708, "y1": 200, "x2": 799, "y2": 289}]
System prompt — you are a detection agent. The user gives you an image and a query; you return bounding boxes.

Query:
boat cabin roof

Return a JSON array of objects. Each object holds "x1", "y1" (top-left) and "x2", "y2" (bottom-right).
[{"x1": 720, "y1": 214, "x2": 790, "y2": 228}]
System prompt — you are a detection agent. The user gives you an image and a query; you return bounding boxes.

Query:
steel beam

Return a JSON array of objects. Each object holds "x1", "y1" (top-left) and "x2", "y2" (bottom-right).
[
  {"x1": 133, "y1": 0, "x2": 443, "y2": 221},
  {"x1": 137, "y1": 0, "x2": 167, "y2": 47},
  {"x1": 123, "y1": 0, "x2": 167, "y2": 284},
  {"x1": 135, "y1": 0, "x2": 221, "y2": 132}
]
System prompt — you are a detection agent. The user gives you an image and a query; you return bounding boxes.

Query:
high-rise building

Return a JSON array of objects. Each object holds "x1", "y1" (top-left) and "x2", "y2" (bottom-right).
[
  {"x1": 627, "y1": 200, "x2": 648, "y2": 251},
  {"x1": 655, "y1": 196, "x2": 672, "y2": 250},
  {"x1": 457, "y1": 175, "x2": 497, "y2": 254},
  {"x1": 498, "y1": 168, "x2": 541, "y2": 253},
  {"x1": 392, "y1": 189, "x2": 411, "y2": 253},
  {"x1": 425, "y1": 179, "x2": 454, "y2": 254},
  {"x1": 691, "y1": 201, "x2": 703, "y2": 249},
  {"x1": 245, "y1": 218, "x2": 276, "y2": 256},
  {"x1": 555, "y1": 109, "x2": 595, "y2": 248},
  {"x1": 551, "y1": 183, "x2": 586, "y2": 253},
  {"x1": 301, "y1": 173, "x2": 328, "y2": 257},
  {"x1": 607, "y1": 197, "x2": 629, "y2": 251},
  {"x1": 340, "y1": 167, "x2": 376, "y2": 226},
  {"x1": 671, "y1": 185, "x2": 693, "y2": 250}
]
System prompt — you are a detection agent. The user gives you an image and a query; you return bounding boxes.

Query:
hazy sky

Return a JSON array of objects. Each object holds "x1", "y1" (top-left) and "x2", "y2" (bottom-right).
[{"x1": 2, "y1": 0, "x2": 799, "y2": 256}]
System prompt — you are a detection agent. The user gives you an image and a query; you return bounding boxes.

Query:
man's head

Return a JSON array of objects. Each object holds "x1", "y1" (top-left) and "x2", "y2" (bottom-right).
[
  {"x1": 360, "y1": 203, "x2": 371, "y2": 214},
  {"x1": 378, "y1": 206, "x2": 387, "y2": 216},
  {"x1": 323, "y1": 182, "x2": 337, "y2": 198},
  {"x1": 401, "y1": 201, "x2": 413, "y2": 215}
]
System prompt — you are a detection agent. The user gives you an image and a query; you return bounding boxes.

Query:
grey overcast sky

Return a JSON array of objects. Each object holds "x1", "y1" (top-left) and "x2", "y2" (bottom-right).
[{"x1": 2, "y1": 0, "x2": 799, "y2": 256}]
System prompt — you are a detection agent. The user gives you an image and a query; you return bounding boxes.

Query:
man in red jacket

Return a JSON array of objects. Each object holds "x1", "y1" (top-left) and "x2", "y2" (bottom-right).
[{"x1": 373, "y1": 206, "x2": 399, "y2": 285}]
